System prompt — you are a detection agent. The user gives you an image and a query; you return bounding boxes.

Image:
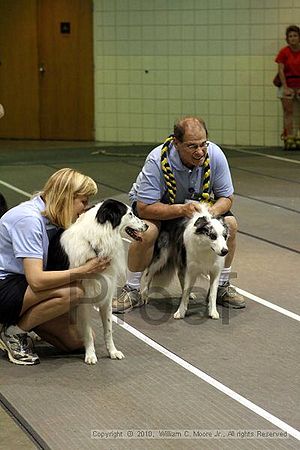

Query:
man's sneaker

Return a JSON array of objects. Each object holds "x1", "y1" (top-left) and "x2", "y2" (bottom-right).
[
  {"x1": 216, "y1": 282, "x2": 246, "y2": 309},
  {"x1": 112, "y1": 285, "x2": 144, "y2": 313},
  {"x1": 0, "y1": 330, "x2": 40, "y2": 365}
]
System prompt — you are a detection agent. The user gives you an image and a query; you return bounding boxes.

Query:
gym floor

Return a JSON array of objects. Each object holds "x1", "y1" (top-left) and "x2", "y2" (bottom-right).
[{"x1": 0, "y1": 140, "x2": 299, "y2": 450}]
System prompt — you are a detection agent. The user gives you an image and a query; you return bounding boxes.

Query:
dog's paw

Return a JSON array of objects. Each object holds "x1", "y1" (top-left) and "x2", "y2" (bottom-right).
[
  {"x1": 140, "y1": 290, "x2": 148, "y2": 303},
  {"x1": 209, "y1": 309, "x2": 219, "y2": 320},
  {"x1": 109, "y1": 350, "x2": 125, "y2": 360},
  {"x1": 85, "y1": 352, "x2": 98, "y2": 365},
  {"x1": 173, "y1": 309, "x2": 185, "y2": 319}
]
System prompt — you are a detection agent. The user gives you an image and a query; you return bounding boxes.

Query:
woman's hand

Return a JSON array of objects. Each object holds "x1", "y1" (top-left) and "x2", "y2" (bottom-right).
[
  {"x1": 23, "y1": 257, "x2": 112, "y2": 291},
  {"x1": 79, "y1": 256, "x2": 111, "y2": 277}
]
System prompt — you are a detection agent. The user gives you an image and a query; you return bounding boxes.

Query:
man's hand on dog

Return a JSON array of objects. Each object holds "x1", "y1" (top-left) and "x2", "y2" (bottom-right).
[{"x1": 181, "y1": 202, "x2": 202, "y2": 218}]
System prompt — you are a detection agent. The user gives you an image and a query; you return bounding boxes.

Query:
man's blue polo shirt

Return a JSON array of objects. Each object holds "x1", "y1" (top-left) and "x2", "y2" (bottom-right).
[{"x1": 129, "y1": 141, "x2": 234, "y2": 205}]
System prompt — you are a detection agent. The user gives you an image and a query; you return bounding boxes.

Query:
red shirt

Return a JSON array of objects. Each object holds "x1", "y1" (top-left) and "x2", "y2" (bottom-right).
[{"x1": 275, "y1": 46, "x2": 300, "y2": 88}]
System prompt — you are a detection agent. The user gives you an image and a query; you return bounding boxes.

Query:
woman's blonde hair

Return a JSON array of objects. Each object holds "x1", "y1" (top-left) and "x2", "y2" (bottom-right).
[{"x1": 41, "y1": 168, "x2": 97, "y2": 228}]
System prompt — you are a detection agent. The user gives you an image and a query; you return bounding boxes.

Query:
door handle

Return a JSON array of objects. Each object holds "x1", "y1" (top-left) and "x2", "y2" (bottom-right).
[{"x1": 39, "y1": 64, "x2": 45, "y2": 74}]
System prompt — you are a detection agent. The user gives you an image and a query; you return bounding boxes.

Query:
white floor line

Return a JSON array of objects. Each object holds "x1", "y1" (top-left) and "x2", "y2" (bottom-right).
[
  {"x1": 234, "y1": 286, "x2": 300, "y2": 322},
  {"x1": 227, "y1": 147, "x2": 300, "y2": 164},
  {"x1": 0, "y1": 180, "x2": 31, "y2": 197},
  {"x1": 112, "y1": 315, "x2": 300, "y2": 441}
]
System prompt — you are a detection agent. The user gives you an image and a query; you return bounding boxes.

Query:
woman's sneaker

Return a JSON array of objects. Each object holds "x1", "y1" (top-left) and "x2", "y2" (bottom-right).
[{"x1": 0, "y1": 330, "x2": 40, "y2": 365}]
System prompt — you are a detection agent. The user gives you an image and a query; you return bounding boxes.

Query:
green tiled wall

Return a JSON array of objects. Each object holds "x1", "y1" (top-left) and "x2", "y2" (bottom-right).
[{"x1": 93, "y1": 0, "x2": 300, "y2": 146}]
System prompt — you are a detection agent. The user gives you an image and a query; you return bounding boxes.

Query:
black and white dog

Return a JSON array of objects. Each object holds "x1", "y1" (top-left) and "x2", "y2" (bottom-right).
[
  {"x1": 141, "y1": 205, "x2": 229, "y2": 320},
  {"x1": 49, "y1": 199, "x2": 147, "y2": 364}
]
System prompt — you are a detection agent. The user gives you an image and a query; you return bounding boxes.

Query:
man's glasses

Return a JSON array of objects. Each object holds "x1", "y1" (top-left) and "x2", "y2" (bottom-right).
[{"x1": 182, "y1": 141, "x2": 209, "y2": 151}]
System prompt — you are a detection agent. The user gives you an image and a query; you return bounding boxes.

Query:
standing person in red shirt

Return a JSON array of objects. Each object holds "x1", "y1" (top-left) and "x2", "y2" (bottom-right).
[{"x1": 275, "y1": 25, "x2": 300, "y2": 149}]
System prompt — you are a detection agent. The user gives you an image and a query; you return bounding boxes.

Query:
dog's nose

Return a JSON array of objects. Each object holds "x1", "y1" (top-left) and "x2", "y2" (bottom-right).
[{"x1": 221, "y1": 248, "x2": 228, "y2": 256}]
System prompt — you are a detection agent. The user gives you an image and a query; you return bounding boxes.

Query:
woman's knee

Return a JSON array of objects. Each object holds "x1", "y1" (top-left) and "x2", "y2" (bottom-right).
[
  {"x1": 57, "y1": 283, "x2": 85, "y2": 307},
  {"x1": 34, "y1": 322, "x2": 84, "y2": 352},
  {"x1": 63, "y1": 338, "x2": 84, "y2": 352},
  {"x1": 69, "y1": 283, "x2": 85, "y2": 305}
]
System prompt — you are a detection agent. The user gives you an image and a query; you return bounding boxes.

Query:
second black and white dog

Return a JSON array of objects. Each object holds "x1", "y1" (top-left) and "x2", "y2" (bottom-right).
[
  {"x1": 141, "y1": 204, "x2": 229, "y2": 320},
  {"x1": 49, "y1": 199, "x2": 148, "y2": 364}
]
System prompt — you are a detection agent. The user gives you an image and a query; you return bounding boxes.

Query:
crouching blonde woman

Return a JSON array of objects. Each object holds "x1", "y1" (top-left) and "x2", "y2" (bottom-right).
[{"x1": 0, "y1": 168, "x2": 110, "y2": 365}]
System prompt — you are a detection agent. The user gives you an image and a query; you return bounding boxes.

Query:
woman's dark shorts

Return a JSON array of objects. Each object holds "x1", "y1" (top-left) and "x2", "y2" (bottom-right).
[{"x1": 0, "y1": 275, "x2": 28, "y2": 326}]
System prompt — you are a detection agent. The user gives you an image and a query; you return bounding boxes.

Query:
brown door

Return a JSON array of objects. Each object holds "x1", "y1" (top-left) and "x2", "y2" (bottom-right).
[
  {"x1": 0, "y1": 0, "x2": 40, "y2": 139},
  {"x1": 0, "y1": 0, "x2": 94, "y2": 140},
  {"x1": 38, "y1": 0, "x2": 94, "y2": 140}
]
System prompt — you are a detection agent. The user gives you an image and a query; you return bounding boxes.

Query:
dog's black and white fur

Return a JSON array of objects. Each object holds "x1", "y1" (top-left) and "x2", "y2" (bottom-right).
[
  {"x1": 49, "y1": 199, "x2": 147, "y2": 364},
  {"x1": 141, "y1": 204, "x2": 229, "y2": 320}
]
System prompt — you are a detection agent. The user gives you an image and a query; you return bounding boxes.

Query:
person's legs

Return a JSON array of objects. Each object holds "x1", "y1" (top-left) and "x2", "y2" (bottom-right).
[
  {"x1": 281, "y1": 96, "x2": 294, "y2": 137},
  {"x1": 0, "y1": 275, "x2": 39, "y2": 365},
  {"x1": 0, "y1": 281, "x2": 85, "y2": 365},
  {"x1": 18, "y1": 282, "x2": 84, "y2": 331},
  {"x1": 112, "y1": 219, "x2": 160, "y2": 313},
  {"x1": 223, "y1": 216, "x2": 237, "y2": 269},
  {"x1": 296, "y1": 91, "x2": 300, "y2": 148},
  {"x1": 127, "y1": 219, "x2": 160, "y2": 271},
  {"x1": 217, "y1": 216, "x2": 245, "y2": 308},
  {"x1": 33, "y1": 311, "x2": 83, "y2": 352}
]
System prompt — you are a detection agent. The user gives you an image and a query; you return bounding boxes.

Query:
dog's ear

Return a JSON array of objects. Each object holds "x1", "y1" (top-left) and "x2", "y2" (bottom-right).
[
  {"x1": 214, "y1": 216, "x2": 229, "y2": 239},
  {"x1": 194, "y1": 216, "x2": 208, "y2": 232},
  {"x1": 222, "y1": 221, "x2": 229, "y2": 239},
  {"x1": 96, "y1": 199, "x2": 127, "y2": 228}
]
